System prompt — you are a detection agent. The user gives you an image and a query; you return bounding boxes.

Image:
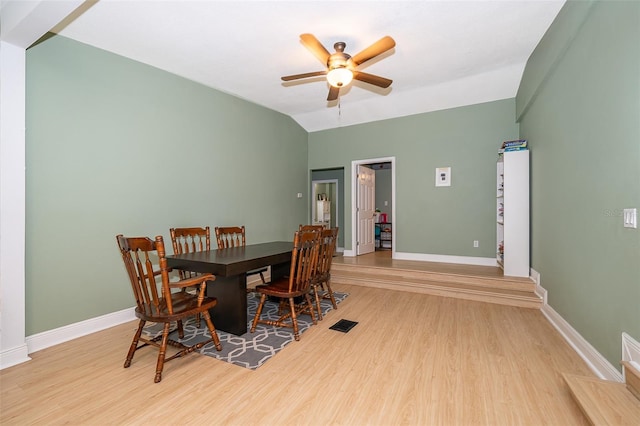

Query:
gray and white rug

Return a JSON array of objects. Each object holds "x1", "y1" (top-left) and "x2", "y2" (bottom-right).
[{"x1": 143, "y1": 292, "x2": 348, "y2": 370}]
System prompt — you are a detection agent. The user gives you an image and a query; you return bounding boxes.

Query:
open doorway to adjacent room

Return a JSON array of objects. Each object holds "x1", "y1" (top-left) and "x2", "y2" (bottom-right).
[
  {"x1": 310, "y1": 168, "x2": 345, "y2": 252},
  {"x1": 351, "y1": 157, "x2": 395, "y2": 258}
]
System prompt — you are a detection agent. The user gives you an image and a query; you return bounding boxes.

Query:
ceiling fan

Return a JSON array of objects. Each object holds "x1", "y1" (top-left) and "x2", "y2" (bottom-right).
[{"x1": 281, "y1": 33, "x2": 396, "y2": 101}]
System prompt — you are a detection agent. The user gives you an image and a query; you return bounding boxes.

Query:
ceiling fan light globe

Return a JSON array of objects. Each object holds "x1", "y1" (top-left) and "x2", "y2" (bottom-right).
[{"x1": 327, "y1": 67, "x2": 353, "y2": 88}]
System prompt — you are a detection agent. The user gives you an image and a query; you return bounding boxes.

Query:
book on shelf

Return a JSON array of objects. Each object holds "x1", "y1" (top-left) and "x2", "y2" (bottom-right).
[{"x1": 499, "y1": 139, "x2": 528, "y2": 153}]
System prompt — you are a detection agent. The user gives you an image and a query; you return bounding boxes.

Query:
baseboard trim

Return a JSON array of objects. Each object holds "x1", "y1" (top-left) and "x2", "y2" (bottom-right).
[
  {"x1": 541, "y1": 302, "x2": 621, "y2": 381},
  {"x1": 395, "y1": 252, "x2": 497, "y2": 267},
  {"x1": 340, "y1": 250, "x2": 496, "y2": 267},
  {"x1": 0, "y1": 343, "x2": 31, "y2": 370},
  {"x1": 622, "y1": 332, "x2": 640, "y2": 364},
  {"x1": 530, "y1": 268, "x2": 548, "y2": 305},
  {"x1": 534, "y1": 268, "x2": 620, "y2": 381},
  {"x1": 19, "y1": 274, "x2": 271, "y2": 361},
  {"x1": 26, "y1": 307, "x2": 136, "y2": 355}
]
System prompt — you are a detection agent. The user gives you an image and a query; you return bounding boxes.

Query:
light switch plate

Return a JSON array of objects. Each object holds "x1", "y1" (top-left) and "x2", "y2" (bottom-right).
[{"x1": 623, "y1": 208, "x2": 637, "y2": 228}]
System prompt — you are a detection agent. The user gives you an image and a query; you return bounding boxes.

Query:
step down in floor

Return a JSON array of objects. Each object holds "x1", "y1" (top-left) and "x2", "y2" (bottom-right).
[
  {"x1": 563, "y1": 360, "x2": 640, "y2": 425},
  {"x1": 331, "y1": 262, "x2": 542, "y2": 309}
]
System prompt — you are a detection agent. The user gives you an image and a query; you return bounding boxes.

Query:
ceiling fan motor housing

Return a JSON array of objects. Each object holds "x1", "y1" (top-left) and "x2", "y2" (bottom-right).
[{"x1": 328, "y1": 42, "x2": 353, "y2": 71}]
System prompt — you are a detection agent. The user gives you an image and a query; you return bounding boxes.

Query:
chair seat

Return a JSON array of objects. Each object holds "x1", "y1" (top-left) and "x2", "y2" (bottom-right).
[
  {"x1": 136, "y1": 294, "x2": 217, "y2": 322},
  {"x1": 254, "y1": 277, "x2": 308, "y2": 298}
]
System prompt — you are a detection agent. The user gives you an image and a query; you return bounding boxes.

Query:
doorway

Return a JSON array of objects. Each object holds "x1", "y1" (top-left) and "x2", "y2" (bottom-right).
[
  {"x1": 310, "y1": 167, "x2": 344, "y2": 251},
  {"x1": 311, "y1": 179, "x2": 338, "y2": 230},
  {"x1": 350, "y1": 157, "x2": 395, "y2": 257}
]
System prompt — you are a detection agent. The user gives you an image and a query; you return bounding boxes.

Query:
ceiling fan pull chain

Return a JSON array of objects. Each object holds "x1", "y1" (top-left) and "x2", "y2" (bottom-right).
[{"x1": 338, "y1": 98, "x2": 341, "y2": 118}]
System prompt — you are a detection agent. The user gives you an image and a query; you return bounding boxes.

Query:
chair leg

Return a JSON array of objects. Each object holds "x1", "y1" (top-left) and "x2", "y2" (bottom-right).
[
  {"x1": 312, "y1": 285, "x2": 323, "y2": 321},
  {"x1": 177, "y1": 319, "x2": 185, "y2": 339},
  {"x1": 304, "y1": 294, "x2": 317, "y2": 326},
  {"x1": 154, "y1": 323, "x2": 171, "y2": 383},
  {"x1": 324, "y1": 279, "x2": 338, "y2": 309},
  {"x1": 259, "y1": 271, "x2": 266, "y2": 284},
  {"x1": 250, "y1": 294, "x2": 267, "y2": 333},
  {"x1": 289, "y1": 297, "x2": 300, "y2": 341},
  {"x1": 124, "y1": 319, "x2": 145, "y2": 368},
  {"x1": 201, "y1": 311, "x2": 222, "y2": 351}
]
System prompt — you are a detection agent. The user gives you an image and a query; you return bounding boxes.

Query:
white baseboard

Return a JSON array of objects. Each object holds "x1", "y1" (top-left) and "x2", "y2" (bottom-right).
[
  {"x1": 0, "y1": 343, "x2": 31, "y2": 370},
  {"x1": 26, "y1": 307, "x2": 136, "y2": 355},
  {"x1": 395, "y1": 252, "x2": 497, "y2": 267},
  {"x1": 534, "y1": 268, "x2": 620, "y2": 381},
  {"x1": 530, "y1": 268, "x2": 547, "y2": 305},
  {"x1": 17, "y1": 273, "x2": 271, "y2": 364},
  {"x1": 622, "y1": 332, "x2": 640, "y2": 363},
  {"x1": 541, "y1": 302, "x2": 621, "y2": 381},
  {"x1": 341, "y1": 250, "x2": 500, "y2": 267}
]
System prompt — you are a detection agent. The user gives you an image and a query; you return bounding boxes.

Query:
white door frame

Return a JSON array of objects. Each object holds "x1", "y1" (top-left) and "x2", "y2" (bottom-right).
[{"x1": 348, "y1": 156, "x2": 396, "y2": 257}]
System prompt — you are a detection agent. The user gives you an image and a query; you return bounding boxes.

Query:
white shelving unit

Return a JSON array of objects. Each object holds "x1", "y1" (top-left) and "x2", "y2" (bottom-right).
[
  {"x1": 314, "y1": 200, "x2": 331, "y2": 228},
  {"x1": 496, "y1": 149, "x2": 530, "y2": 277}
]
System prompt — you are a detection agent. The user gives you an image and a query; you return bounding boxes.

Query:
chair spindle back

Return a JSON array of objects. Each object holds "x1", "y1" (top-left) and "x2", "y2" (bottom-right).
[
  {"x1": 316, "y1": 228, "x2": 338, "y2": 279},
  {"x1": 215, "y1": 226, "x2": 247, "y2": 249},
  {"x1": 299, "y1": 224, "x2": 325, "y2": 232},
  {"x1": 116, "y1": 234, "x2": 174, "y2": 316},
  {"x1": 288, "y1": 230, "x2": 321, "y2": 294},
  {"x1": 170, "y1": 227, "x2": 211, "y2": 279}
]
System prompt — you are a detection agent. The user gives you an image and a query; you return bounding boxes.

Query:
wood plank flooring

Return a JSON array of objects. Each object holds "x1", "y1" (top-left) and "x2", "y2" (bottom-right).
[
  {"x1": 332, "y1": 251, "x2": 542, "y2": 308},
  {"x1": 1, "y1": 281, "x2": 592, "y2": 425}
]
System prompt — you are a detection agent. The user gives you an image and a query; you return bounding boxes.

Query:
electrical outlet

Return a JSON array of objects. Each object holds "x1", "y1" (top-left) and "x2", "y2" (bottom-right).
[
  {"x1": 473, "y1": 240, "x2": 479, "y2": 248},
  {"x1": 297, "y1": 193, "x2": 303, "y2": 198}
]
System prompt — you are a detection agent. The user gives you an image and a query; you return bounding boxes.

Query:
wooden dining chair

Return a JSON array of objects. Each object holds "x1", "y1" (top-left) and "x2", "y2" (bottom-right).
[
  {"x1": 169, "y1": 226, "x2": 211, "y2": 279},
  {"x1": 169, "y1": 226, "x2": 212, "y2": 327},
  {"x1": 214, "y1": 226, "x2": 267, "y2": 287},
  {"x1": 116, "y1": 234, "x2": 222, "y2": 383},
  {"x1": 299, "y1": 224, "x2": 325, "y2": 232},
  {"x1": 250, "y1": 230, "x2": 320, "y2": 341},
  {"x1": 308, "y1": 227, "x2": 339, "y2": 320}
]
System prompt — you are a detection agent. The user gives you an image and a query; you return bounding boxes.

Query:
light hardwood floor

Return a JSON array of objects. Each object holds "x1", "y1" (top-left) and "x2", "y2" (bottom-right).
[{"x1": 1, "y1": 280, "x2": 592, "y2": 425}]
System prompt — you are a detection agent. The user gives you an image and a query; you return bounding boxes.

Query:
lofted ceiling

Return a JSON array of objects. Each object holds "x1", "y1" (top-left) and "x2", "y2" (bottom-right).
[{"x1": 52, "y1": 0, "x2": 565, "y2": 132}]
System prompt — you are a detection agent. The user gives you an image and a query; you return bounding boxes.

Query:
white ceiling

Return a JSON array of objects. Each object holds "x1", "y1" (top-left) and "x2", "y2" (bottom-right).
[{"x1": 53, "y1": 0, "x2": 565, "y2": 132}]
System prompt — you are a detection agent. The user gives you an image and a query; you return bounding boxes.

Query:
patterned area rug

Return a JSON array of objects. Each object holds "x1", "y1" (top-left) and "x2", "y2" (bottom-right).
[{"x1": 143, "y1": 292, "x2": 348, "y2": 370}]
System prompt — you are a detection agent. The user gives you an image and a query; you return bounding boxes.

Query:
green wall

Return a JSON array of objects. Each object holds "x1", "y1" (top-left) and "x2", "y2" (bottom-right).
[
  {"x1": 375, "y1": 168, "x2": 393, "y2": 222},
  {"x1": 308, "y1": 99, "x2": 519, "y2": 257},
  {"x1": 25, "y1": 35, "x2": 308, "y2": 335},
  {"x1": 517, "y1": 0, "x2": 640, "y2": 366}
]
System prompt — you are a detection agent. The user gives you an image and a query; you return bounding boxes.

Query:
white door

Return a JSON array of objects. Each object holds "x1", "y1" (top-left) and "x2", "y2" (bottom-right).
[{"x1": 357, "y1": 165, "x2": 376, "y2": 255}]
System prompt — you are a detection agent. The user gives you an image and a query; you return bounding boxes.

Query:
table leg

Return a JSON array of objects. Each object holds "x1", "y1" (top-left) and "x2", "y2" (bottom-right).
[{"x1": 205, "y1": 274, "x2": 247, "y2": 336}]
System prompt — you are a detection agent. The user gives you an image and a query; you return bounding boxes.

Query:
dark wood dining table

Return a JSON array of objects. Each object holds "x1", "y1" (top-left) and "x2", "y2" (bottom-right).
[{"x1": 165, "y1": 241, "x2": 293, "y2": 335}]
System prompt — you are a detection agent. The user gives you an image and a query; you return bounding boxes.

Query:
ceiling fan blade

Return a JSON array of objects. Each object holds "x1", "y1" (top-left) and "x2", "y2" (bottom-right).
[
  {"x1": 327, "y1": 86, "x2": 340, "y2": 101},
  {"x1": 300, "y1": 33, "x2": 331, "y2": 65},
  {"x1": 281, "y1": 71, "x2": 327, "y2": 81},
  {"x1": 351, "y1": 36, "x2": 396, "y2": 66},
  {"x1": 353, "y1": 71, "x2": 393, "y2": 88}
]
